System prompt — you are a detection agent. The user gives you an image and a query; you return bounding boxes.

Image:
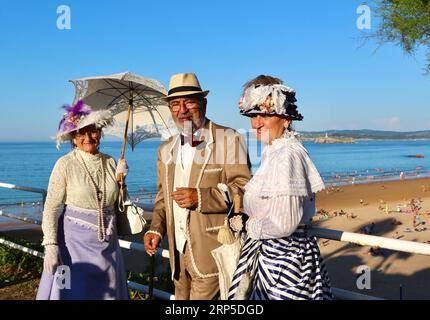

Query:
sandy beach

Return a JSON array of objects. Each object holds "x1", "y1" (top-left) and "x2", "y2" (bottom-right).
[{"x1": 315, "y1": 177, "x2": 430, "y2": 299}]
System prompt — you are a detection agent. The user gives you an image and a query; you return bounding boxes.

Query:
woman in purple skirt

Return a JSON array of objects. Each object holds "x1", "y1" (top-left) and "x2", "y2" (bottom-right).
[{"x1": 36, "y1": 101, "x2": 129, "y2": 300}]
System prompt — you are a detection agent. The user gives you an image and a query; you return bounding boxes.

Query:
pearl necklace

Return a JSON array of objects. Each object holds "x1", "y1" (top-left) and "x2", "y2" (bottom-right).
[{"x1": 75, "y1": 149, "x2": 107, "y2": 242}]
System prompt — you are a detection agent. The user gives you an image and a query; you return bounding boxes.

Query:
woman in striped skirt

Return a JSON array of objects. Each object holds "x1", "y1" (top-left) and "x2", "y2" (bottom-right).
[{"x1": 228, "y1": 75, "x2": 333, "y2": 300}]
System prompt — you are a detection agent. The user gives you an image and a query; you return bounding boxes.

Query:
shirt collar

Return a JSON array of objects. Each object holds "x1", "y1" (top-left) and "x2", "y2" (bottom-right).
[{"x1": 180, "y1": 118, "x2": 207, "y2": 147}]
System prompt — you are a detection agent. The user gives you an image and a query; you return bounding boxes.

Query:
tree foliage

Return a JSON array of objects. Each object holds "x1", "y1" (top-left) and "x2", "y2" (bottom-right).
[{"x1": 371, "y1": 0, "x2": 430, "y2": 73}]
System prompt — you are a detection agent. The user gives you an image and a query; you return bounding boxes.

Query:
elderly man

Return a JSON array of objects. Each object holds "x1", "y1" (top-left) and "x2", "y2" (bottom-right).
[{"x1": 144, "y1": 73, "x2": 251, "y2": 300}]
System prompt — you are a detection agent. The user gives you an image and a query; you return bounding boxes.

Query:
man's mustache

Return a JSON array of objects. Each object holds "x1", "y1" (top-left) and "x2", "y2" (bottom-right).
[{"x1": 178, "y1": 115, "x2": 193, "y2": 120}]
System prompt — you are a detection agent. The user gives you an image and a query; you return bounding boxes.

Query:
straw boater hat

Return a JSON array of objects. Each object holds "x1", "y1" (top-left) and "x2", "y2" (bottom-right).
[
  {"x1": 239, "y1": 83, "x2": 304, "y2": 121},
  {"x1": 55, "y1": 100, "x2": 114, "y2": 149},
  {"x1": 164, "y1": 73, "x2": 209, "y2": 100}
]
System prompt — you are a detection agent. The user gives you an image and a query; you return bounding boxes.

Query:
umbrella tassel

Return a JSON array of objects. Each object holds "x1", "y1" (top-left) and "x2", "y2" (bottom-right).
[{"x1": 217, "y1": 218, "x2": 235, "y2": 245}]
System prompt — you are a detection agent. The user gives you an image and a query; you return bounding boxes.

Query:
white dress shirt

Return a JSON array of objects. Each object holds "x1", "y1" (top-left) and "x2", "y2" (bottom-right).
[{"x1": 173, "y1": 121, "x2": 206, "y2": 253}]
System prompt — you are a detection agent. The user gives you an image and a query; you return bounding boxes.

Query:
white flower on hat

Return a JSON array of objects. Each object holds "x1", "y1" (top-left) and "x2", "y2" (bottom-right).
[{"x1": 240, "y1": 84, "x2": 295, "y2": 115}]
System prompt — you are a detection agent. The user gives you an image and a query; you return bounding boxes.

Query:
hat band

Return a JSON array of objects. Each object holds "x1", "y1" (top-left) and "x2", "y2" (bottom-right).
[{"x1": 168, "y1": 86, "x2": 202, "y2": 95}]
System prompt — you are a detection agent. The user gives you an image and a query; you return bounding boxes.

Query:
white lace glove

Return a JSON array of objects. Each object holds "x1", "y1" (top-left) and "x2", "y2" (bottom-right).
[
  {"x1": 43, "y1": 245, "x2": 61, "y2": 275},
  {"x1": 116, "y1": 159, "x2": 129, "y2": 177}
]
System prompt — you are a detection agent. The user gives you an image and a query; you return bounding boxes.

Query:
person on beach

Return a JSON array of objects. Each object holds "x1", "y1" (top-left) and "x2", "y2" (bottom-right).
[
  {"x1": 228, "y1": 75, "x2": 333, "y2": 300},
  {"x1": 143, "y1": 73, "x2": 251, "y2": 300},
  {"x1": 36, "y1": 101, "x2": 129, "y2": 300}
]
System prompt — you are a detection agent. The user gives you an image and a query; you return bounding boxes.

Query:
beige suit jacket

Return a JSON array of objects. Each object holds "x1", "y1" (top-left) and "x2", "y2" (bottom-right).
[{"x1": 148, "y1": 119, "x2": 251, "y2": 279}]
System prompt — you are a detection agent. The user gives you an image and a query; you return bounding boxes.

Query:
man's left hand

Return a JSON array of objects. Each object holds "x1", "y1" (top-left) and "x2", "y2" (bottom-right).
[{"x1": 172, "y1": 188, "x2": 198, "y2": 210}]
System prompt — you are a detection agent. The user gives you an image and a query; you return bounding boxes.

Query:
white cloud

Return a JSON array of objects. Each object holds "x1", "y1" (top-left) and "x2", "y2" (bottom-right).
[{"x1": 371, "y1": 116, "x2": 401, "y2": 130}]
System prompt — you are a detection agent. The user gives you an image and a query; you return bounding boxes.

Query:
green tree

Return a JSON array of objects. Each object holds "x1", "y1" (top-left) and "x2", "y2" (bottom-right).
[{"x1": 370, "y1": 0, "x2": 430, "y2": 74}]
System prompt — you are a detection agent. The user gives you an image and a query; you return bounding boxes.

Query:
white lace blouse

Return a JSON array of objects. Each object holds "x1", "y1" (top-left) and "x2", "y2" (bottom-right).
[
  {"x1": 41, "y1": 149, "x2": 119, "y2": 246},
  {"x1": 245, "y1": 132, "x2": 325, "y2": 240}
]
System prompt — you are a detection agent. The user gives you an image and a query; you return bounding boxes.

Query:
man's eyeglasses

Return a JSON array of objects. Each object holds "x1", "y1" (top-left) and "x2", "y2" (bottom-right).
[{"x1": 168, "y1": 99, "x2": 200, "y2": 112}]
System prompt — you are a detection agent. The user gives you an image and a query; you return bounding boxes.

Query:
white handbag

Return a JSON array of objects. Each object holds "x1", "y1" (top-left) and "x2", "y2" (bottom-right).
[{"x1": 117, "y1": 185, "x2": 147, "y2": 235}]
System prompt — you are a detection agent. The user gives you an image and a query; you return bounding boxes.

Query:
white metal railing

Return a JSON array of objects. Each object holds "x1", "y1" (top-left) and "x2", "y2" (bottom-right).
[
  {"x1": 0, "y1": 238, "x2": 170, "y2": 300},
  {"x1": 0, "y1": 235, "x2": 384, "y2": 300},
  {"x1": 0, "y1": 182, "x2": 47, "y2": 204},
  {"x1": 309, "y1": 227, "x2": 430, "y2": 256},
  {"x1": 0, "y1": 238, "x2": 44, "y2": 258},
  {"x1": 0, "y1": 211, "x2": 42, "y2": 226},
  {"x1": 5, "y1": 205, "x2": 428, "y2": 258},
  {"x1": 118, "y1": 239, "x2": 170, "y2": 259},
  {"x1": 0, "y1": 209, "x2": 171, "y2": 259},
  {"x1": 3, "y1": 182, "x2": 430, "y2": 299}
]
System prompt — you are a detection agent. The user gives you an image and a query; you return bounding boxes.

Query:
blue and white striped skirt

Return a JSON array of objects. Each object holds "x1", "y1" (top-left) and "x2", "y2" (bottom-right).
[{"x1": 228, "y1": 226, "x2": 333, "y2": 300}]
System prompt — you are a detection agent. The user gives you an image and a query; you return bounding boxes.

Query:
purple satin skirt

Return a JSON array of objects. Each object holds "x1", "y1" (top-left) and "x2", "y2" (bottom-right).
[{"x1": 36, "y1": 205, "x2": 129, "y2": 300}]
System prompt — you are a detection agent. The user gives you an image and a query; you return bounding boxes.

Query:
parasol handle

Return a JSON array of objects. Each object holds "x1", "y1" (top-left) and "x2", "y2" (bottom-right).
[
  {"x1": 117, "y1": 95, "x2": 133, "y2": 184},
  {"x1": 234, "y1": 194, "x2": 241, "y2": 214},
  {"x1": 120, "y1": 98, "x2": 133, "y2": 160}
]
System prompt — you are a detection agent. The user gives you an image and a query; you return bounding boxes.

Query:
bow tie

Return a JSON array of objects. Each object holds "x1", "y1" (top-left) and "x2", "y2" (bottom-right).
[{"x1": 180, "y1": 135, "x2": 204, "y2": 147}]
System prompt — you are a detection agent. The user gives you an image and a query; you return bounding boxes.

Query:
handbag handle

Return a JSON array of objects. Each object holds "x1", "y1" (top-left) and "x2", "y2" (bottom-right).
[{"x1": 118, "y1": 183, "x2": 126, "y2": 213}]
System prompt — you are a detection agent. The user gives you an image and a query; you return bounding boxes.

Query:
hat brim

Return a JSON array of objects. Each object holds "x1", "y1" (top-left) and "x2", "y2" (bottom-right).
[
  {"x1": 56, "y1": 111, "x2": 114, "y2": 144},
  {"x1": 162, "y1": 90, "x2": 209, "y2": 101},
  {"x1": 240, "y1": 109, "x2": 304, "y2": 121}
]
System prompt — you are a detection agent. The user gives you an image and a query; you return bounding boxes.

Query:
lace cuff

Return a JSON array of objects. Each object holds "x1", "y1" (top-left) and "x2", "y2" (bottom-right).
[
  {"x1": 246, "y1": 217, "x2": 263, "y2": 240},
  {"x1": 145, "y1": 230, "x2": 163, "y2": 239},
  {"x1": 195, "y1": 188, "x2": 202, "y2": 212},
  {"x1": 41, "y1": 239, "x2": 58, "y2": 246}
]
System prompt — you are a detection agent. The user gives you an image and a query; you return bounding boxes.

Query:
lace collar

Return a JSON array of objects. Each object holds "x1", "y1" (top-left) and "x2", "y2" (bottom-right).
[
  {"x1": 264, "y1": 131, "x2": 301, "y2": 154},
  {"x1": 74, "y1": 148, "x2": 103, "y2": 163},
  {"x1": 245, "y1": 130, "x2": 324, "y2": 197}
]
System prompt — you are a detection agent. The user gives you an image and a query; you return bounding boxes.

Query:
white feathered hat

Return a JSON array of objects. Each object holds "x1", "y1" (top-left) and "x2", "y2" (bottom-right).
[
  {"x1": 55, "y1": 100, "x2": 114, "y2": 149},
  {"x1": 239, "y1": 84, "x2": 304, "y2": 121}
]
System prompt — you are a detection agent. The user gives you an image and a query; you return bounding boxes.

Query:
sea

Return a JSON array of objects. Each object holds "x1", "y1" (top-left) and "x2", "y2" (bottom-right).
[{"x1": 0, "y1": 139, "x2": 429, "y2": 220}]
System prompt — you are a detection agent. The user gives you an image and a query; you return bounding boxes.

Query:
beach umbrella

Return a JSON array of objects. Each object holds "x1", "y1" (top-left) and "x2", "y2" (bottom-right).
[{"x1": 69, "y1": 71, "x2": 174, "y2": 159}]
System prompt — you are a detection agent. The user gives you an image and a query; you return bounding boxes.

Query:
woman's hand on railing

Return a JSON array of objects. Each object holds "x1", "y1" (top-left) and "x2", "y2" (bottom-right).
[{"x1": 144, "y1": 232, "x2": 161, "y2": 256}]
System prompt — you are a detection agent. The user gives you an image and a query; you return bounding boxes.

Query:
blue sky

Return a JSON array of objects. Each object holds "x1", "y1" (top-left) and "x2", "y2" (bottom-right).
[{"x1": 0, "y1": 0, "x2": 429, "y2": 141}]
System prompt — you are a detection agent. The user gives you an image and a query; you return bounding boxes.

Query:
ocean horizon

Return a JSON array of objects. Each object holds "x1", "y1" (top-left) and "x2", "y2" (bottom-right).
[{"x1": 0, "y1": 139, "x2": 429, "y2": 207}]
